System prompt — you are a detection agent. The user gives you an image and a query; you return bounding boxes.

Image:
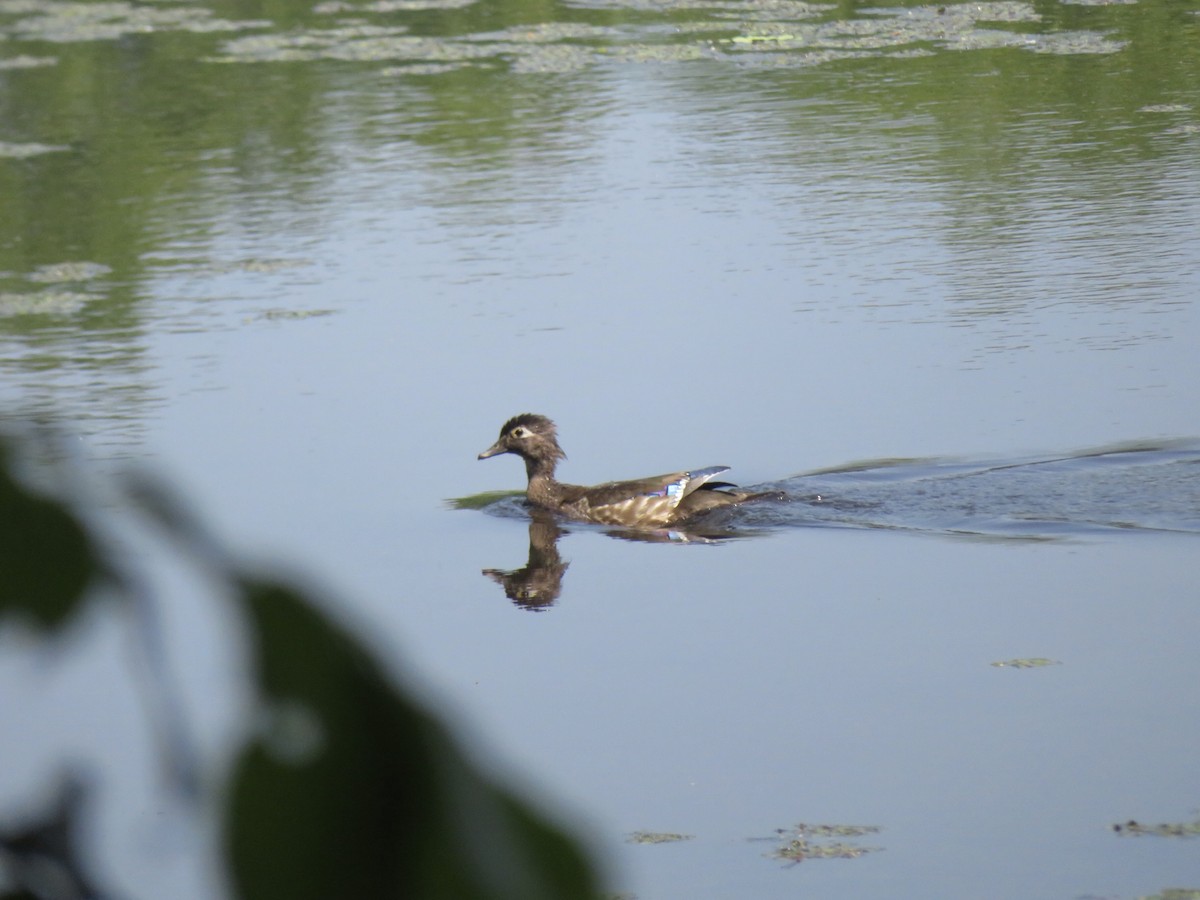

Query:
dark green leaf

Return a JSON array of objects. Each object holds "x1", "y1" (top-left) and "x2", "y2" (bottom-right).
[
  {"x1": 0, "y1": 444, "x2": 96, "y2": 629},
  {"x1": 227, "y1": 578, "x2": 600, "y2": 900}
]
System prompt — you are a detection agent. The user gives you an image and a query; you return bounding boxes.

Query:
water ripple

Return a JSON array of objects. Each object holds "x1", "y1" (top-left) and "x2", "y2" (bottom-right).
[{"x1": 761, "y1": 440, "x2": 1200, "y2": 539}]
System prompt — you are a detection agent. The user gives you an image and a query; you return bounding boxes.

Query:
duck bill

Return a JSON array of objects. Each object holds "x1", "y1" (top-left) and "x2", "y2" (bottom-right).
[{"x1": 478, "y1": 442, "x2": 507, "y2": 460}]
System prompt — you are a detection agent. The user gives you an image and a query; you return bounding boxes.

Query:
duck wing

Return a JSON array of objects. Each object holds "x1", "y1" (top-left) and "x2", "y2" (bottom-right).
[
  {"x1": 582, "y1": 466, "x2": 731, "y2": 507},
  {"x1": 556, "y1": 467, "x2": 733, "y2": 527}
]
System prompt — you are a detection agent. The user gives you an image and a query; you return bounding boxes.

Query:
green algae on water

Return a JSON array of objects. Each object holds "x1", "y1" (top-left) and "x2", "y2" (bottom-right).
[
  {"x1": 0, "y1": 141, "x2": 69, "y2": 158},
  {"x1": 28, "y1": 262, "x2": 112, "y2": 284},
  {"x1": 1113, "y1": 818, "x2": 1200, "y2": 838},
  {"x1": 627, "y1": 831, "x2": 694, "y2": 844},
  {"x1": 769, "y1": 823, "x2": 883, "y2": 862},
  {"x1": 446, "y1": 490, "x2": 524, "y2": 510},
  {"x1": 990, "y1": 657, "x2": 1062, "y2": 668},
  {"x1": 0, "y1": 291, "x2": 90, "y2": 317}
]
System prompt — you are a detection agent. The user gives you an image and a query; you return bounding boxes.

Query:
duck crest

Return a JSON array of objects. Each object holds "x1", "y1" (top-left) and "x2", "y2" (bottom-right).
[
  {"x1": 478, "y1": 415, "x2": 777, "y2": 529},
  {"x1": 502, "y1": 412, "x2": 554, "y2": 435}
]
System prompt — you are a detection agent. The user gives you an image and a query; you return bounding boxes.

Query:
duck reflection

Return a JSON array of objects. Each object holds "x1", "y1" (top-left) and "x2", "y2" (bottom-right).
[
  {"x1": 483, "y1": 513, "x2": 569, "y2": 611},
  {"x1": 481, "y1": 509, "x2": 739, "y2": 610}
]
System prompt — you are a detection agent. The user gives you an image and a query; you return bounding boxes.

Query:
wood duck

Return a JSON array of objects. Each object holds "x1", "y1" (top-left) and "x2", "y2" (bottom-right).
[{"x1": 478, "y1": 413, "x2": 778, "y2": 529}]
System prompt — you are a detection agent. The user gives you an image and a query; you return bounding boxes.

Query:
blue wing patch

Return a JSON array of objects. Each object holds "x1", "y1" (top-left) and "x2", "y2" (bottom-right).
[
  {"x1": 644, "y1": 479, "x2": 684, "y2": 499},
  {"x1": 644, "y1": 467, "x2": 730, "y2": 501}
]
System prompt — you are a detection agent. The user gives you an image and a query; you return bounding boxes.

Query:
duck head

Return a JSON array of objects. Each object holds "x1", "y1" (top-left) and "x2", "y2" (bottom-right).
[{"x1": 478, "y1": 413, "x2": 566, "y2": 470}]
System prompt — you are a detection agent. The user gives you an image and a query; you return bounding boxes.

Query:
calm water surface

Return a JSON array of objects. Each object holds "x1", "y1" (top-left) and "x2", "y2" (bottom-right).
[{"x1": 2, "y1": 0, "x2": 1199, "y2": 897}]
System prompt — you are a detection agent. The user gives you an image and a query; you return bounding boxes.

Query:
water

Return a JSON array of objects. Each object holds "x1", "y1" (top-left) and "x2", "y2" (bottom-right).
[
  {"x1": 436, "y1": 509, "x2": 1199, "y2": 900},
  {"x1": 473, "y1": 441, "x2": 1200, "y2": 546},
  {"x1": 2, "y1": 1, "x2": 1199, "y2": 897},
  {"x1": 778, "y1": 442, "x2": 1200, "y2": 537}
]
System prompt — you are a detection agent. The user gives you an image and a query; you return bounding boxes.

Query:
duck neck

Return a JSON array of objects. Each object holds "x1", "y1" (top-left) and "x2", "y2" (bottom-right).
[{"x1": 524, "y1": 454, "x2": 560, "y2": 504}]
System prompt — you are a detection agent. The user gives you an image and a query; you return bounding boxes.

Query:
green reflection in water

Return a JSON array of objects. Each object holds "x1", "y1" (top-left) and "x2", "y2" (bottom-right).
[{"x1": 0, "y1": 0, "x2": 1196, "y2": 442}]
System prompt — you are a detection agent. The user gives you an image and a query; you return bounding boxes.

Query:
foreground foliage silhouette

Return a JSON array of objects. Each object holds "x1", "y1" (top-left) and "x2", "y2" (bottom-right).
[{"x1": 0, "y1": 432, "x2": 601, "y2": 900}]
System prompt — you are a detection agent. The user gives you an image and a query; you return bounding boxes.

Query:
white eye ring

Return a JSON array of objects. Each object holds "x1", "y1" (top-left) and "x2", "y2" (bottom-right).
[{"x1": 511, "y1": 427, "x2": 528, "y2": 438}]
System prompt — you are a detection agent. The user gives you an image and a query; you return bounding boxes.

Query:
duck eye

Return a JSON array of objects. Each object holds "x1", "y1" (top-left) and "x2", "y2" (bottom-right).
[{"x1": 511, "y1": 427, "x2": 528, "y2": 439}]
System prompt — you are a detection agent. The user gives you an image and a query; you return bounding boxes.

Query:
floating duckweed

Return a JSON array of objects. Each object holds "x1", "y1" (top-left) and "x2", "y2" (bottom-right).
[
  {"x1": 380, "y1": 61, "x2": 475, "y2": 75},
  {"x1": 205, "y1": 33, "x2": 339, "y2": 63},
  {"x1": 952, "y1": 0, "x2": 1042, "y2": 22},
  {"x1": 627, "y1": 831, "x2": 694, "y2": 844},
  {"x1": 0, "y1": 54, "x2": 58, "y2": 69},
  {"x1": 0, "y1": 140, "x2": 70, "y2": 157},
  {"x1": 208, "y1": 30, "x2": 531, "y2": 66},
  {"x1": 2, "y1": 0, "x2": 1123, "y2": 69},
  {"x1": 0, "y1": 0, "x2": 47, "y2": 12},
  {"x1": 213, "y1": 21, "x2": 653, "y2": 69},
  {"x1": 215, "y1": 258, "x2": 312, "y2": 274},
  {"x1": 770, "y1": 823, "x2": 883, "y2": 862},
  {"x1": 887, "y1": 46, "x2": 938, "y2": 58},
  {"x1": 566, "y1": 0, "x2": 821, "y2": 11},
  {"x1": 714, "y1": 1, "x2": 1123, "y2": 59},
  {"x1": 464, "y1": 21, "x2": 623, "y2": 43},
  {"x1": 719, "y1": 1, "x2": 1123, "y2": 58},
  {"x1": 728, "y1": 47, "x2": 879, "y2": 67},
  {"x1": 990, "y1": 657, "x2": 1062, "y2": 668},
  {"x1": 446, "y1": 490, "x2": 524, "y2": 510},
  {"x1": 0, "y1": 290, "x2": 90, "y2": 317},
  {"x1": 508, "y1": 43, "x2": 600, "y2": 74},
  {"x1": 797, "y1": 824, "x2": 881, "y2": 837},
  {"x1": 1113, "y1": 818, "x2": 1200, "y2": 838},
  {"x1": 1024, "y1": 31, "x2": 1127, "y2": 54},
  {"x1": 28, "y1": 261, "x2": 112, "y2": 283},
  {"x1": 731, "y1": 33, "x2": 802, "y2": 43},
  {"x1": 313, "y1": 0, "x2": 476, "y2": 12},
  {"x1": 255, "y1": 308, "x2": 337, "y2": 321},
  {"x1": 2, "y1": 2, "x2": 269, "y2": 43},
  {"x1": 775, "y1": 840, "x2": 876, "y2": 860},
  {"x1": 605, "y1": 42, "x2": 714, "y2": 63}
]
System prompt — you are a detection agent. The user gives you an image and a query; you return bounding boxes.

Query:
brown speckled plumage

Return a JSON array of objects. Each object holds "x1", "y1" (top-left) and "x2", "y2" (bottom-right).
[{"x1": 478, "y1": 413, "x2": 776, "y2": 529}]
